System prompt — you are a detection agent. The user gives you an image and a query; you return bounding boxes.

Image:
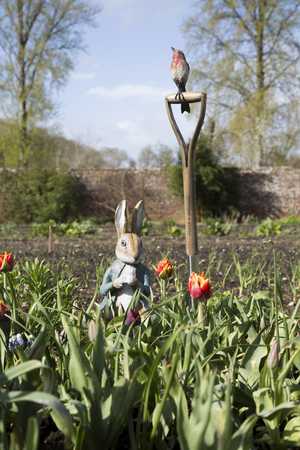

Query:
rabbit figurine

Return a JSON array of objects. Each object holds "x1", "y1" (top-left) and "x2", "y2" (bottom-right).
[{"x1": 98, "y1": 200, "x2": 150, "y2": 314}]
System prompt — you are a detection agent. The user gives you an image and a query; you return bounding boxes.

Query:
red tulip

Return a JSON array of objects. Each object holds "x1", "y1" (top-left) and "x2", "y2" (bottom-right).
[
  {"x1": 155, "y1": 258, "x2": 173, "y2": 279},
  {"x1": 0, "y1": 299, "x2": 9, "y2": 317},
  {"x1": 188, "y1": 272, "x2": 211, "y2": 300},
  {"x1": 0, "y1": 252, "x2": 14, "y2": 273}
]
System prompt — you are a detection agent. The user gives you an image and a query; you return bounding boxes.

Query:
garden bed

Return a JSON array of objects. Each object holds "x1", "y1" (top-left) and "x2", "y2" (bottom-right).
[
  {"x1": 1, "y1": 223, "x2": 300, "y2": 449},
  {"x1": 0, "y1": 224, "x2": 299, "y2": 305}
]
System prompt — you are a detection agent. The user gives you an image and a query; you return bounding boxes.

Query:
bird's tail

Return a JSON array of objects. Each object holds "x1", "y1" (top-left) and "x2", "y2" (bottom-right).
[{"x1": 181, "y1": 102, "x2": 190, "y2": 114}]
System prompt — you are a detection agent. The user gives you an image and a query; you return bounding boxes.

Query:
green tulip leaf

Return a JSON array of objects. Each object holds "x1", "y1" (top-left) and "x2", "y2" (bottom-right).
[
  {"x1": 283, "y1": 416, "x2": 300, "y2": 444},
  {"x1": 0, "y1": 360, "x2": 44, "y2": 386},
  {"x1": 7, "y1": 390, "x2": 73, "y2": 439},
  {"x1": 24, "y1": 416, "x2": 39, "y2": 450}
]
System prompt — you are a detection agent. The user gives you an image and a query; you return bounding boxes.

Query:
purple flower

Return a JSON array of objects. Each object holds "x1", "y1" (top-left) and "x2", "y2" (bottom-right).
[
  {"x1": 8, "y1": 333, "x2": 33, "y2": 351},
  {"x1": 125, "y1": 309, "x2": 141, "y2": 326},
  {"x1": 16, "y1": 333, "x2": 25, "y2": 346}
]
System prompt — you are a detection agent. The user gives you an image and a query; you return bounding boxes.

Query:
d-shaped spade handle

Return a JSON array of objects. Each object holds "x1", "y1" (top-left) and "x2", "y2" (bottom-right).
[
  {"x1": 165, "y1": 92, "x2": 207, "y2": 260},
  {"x1": 165, "y1": 92, "x2": 207, "y2": 166}
]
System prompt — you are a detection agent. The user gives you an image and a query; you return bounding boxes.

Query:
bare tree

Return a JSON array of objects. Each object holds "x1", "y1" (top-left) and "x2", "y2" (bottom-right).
[
  {"x1": 0, "y1": 0, "x2": 99, "y2": 165},
  {"x1": 185, "y1": 0, "x2": 300, "y2": 167},
  {"x1": 137, "y1": 146, "x2": 158, "y2": 169},
  {"x1": 99, "y1": 147, "x2": 135, "y2": 169},
  {"x1": 137, "y1": 144, "x2": 175, "y2": 169}
]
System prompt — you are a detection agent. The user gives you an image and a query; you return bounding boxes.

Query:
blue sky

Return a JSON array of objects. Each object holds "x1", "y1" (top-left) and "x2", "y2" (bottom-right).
[{"x1": 57, "y1": 0, "x2": 199, "y2": 159}]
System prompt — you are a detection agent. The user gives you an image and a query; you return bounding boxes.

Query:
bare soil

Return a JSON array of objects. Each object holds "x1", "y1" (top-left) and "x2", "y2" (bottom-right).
[{"x1": 1, "y1": 224, "x2": 299, "y2": 305}]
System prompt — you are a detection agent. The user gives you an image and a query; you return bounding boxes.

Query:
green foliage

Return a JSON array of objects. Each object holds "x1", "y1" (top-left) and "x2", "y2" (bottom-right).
[
  {"x1": 1, "y1": 169, "x2": 88, "y2": 223},
  {"x1": 0, "y1": 121, "x2": 136, "y2": 172},
  {"x1": 0, "y1": 223, "x2": 19, "y2": 238},
  {"x1": 0, "y1": 120, "x2": 20, "y2": 168},
  {"x1": 256, "y1": 218, "x2": 282, "y2": 237},
  {"x1": 0, "y1": 1, "x2": 99, "y2": 166},
  {"x1": 204, "y1": 218, "x2": 232, "y2": 236},
  {"x1": 141, "y1": 218, "x2": 153, "y2": 236},
  {"x1": 1, "y1": 252, "x2": 300, "y2": 448},
  {"x1": 278, "y1": 215, "x2": 300, "y2": 226},
  {"x1": 168, "y1": 135, "x2": 240, "y2": 217},
  {"x1": 30, "y1": 221, "x2": 56, "y2": 237},
  {"x1": 31, "y1": 219, "x2": 97, "y2": 237},
  {"x1": 163, "y1": 219, "x2": 183, "y2": 237},
  {"x1": 61, "y1": 219, "x2": 97, "y2": 237},
  {"x1": 168, "y1": 224, "x2": 182, "y2": 237}
]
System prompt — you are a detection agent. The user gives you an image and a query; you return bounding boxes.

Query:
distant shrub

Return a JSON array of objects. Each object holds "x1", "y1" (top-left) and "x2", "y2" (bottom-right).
[
  {"x1": 163, "y1": 219, "x2": 183, "y2": 237},
  {"x1": 204, "y1": 218, "x2": 232, "y2": 236},
  {"x1": 141, "y1": 218, "x2": 152, "y2": 236},
  {"x1": 31, "y1": 219, "x2": 97, "y2": 237},
  {"x1": 278, "y1": 215, "x2": 300, "y2": 226},
  {"x1": 168, "y1": 224, "x2": 182, "y2": 237},
  {"x1": 31, "y1": 220, "x2": 56, "y2": 237},
  {"x1": 1, "y1": 169, "x2": 88, "y2": 223},
  {"x1": 255, "y1": 218, "x2": 282, "y2": 237},
  {"x1": 167, "y1": 135, "x2": 240, "y2": 218},
  {"x1": 64, "y1": 220, "x2": 97, "y2": 237}
]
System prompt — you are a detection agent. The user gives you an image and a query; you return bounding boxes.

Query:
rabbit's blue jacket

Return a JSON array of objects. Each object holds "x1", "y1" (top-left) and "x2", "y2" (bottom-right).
[{"x1": 99, "y1": 259, "x2": 150, "y2": 310}]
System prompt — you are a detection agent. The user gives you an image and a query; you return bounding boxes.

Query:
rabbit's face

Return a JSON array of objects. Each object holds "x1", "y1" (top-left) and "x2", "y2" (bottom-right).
[
  {"x1": 116, "y1": 233, "x2": 143, "y2": 264},
  {"x1": 115, "y1": 200, "x2": 145, "y2": 264}
]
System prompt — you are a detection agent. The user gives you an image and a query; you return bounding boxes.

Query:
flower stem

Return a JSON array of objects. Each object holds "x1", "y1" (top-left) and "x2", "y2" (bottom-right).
[{"x1": 197, "y1": 302, "x2": 206, "y2": 328}]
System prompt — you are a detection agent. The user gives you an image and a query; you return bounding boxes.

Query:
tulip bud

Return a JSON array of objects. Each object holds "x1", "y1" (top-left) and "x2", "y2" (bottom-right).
[
  {"x1": 125, "y1": 309, "x2": 141, "y2": 326},
  {"x1": 0, "y1": 252, "x2": 14, "y2": 273},
  {"x1": 0, "y1": 299, "x2": 9, "y2": 318},
  {"x1": 267, "y1": 338, "x2": 280, "y2": 369},
  {"x1": 154, "y1": 258, "x2": 173, "y2": 279},
  {"x1": 88, "y1": 320, "x2": 97, "y2": 341}
]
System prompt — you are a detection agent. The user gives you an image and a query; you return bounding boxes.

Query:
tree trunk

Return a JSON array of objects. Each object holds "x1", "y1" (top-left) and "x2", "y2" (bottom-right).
[
  {"x1": 17, "y1": 0, "x2": 28, "y2": 167},
  {"x1": 256, "y1": 0, "x2": 266, "y2": 166},
  {"x1": 19, "y1": 98, "x2": 28, "y2": 166}
]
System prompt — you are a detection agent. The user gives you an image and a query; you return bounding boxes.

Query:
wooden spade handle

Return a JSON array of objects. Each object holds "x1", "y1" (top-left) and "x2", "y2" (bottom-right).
[
  {"x1": 165, "y1": 92, "x2": 207, "y2": 257},
  {"x1": 165, "y1": 91, "x2": 204, "y2": 104}
]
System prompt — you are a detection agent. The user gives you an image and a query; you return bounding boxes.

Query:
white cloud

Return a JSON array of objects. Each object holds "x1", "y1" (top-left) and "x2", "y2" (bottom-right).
[
  {"x1": 115, "y1": 119, "x2": 156, "y2": 153},
  {"x1": 87, "y1": 84, "x2": 168, "y2": 100},
  {"x1": 72, "y1": 72, "x2": 96, "y2": 81},
  {"x1": 100, "y1": 0, "x2": 189, "y2": 24},
  {"x1": 116, "y1": 120, "x2": 137, "y2": 131}
]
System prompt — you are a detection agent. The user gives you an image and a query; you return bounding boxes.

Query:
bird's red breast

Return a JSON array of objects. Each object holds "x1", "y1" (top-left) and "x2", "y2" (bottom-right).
[
  {"x1": 171, "y1": 50, "x2": 185, "y2": 66},
  {"x1": 171, "y1": 49, "x2": 189, "y2": 75},
  {"x1": 171, "y1": 59, "x2": 189, "y2": 81},
  {"x1": 170, "y1": 47, "x2": 190, "y2": 93}
]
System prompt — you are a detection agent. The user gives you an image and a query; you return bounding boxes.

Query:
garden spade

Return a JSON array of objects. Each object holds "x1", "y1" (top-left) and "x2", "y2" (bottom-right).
[{"x1": 165, "y1": 92, "x2": 207, "y2": 273}]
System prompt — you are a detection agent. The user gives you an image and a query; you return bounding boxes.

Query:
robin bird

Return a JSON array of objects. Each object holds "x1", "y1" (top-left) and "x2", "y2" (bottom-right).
[{"x1": 171, "y1": 47, "x2": 190, "y2": 114}]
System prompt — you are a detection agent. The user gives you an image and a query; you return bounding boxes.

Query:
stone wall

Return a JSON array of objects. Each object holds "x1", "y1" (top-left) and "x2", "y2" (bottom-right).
[
  {"x1": 73, "y1": 169, "x2": 183, "y2": 221},
  {"x1": 1, "y1": 167, "x2": 299, "y2": 222},
  {"x1": 236, "y1": 167, "x2": 300, "y2": 218},
  {"x1": 73, "y1": 167, "x2": 300, "y2": 220}
]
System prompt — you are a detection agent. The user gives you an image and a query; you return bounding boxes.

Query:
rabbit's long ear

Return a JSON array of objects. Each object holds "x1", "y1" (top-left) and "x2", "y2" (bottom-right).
[
  {"x1": 132, "y1": 200, "x2": 144, "y2": 236},
  {"x1": 115, "y1": 200, "x2": 128, "y2": 236}
]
